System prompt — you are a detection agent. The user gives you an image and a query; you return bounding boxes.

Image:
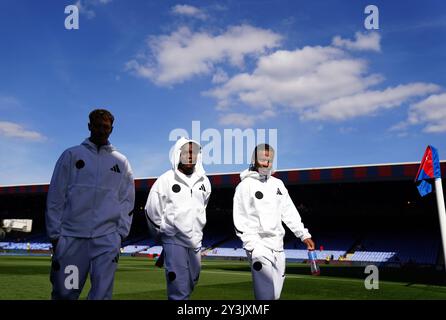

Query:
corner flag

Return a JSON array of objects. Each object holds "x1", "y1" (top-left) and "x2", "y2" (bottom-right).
[
  {"x1": 416, "y1": 145, "x2": 446, "y2": 272},
  {"x1": 415, "y1": 145, "x2": 441, "y2": 196}
]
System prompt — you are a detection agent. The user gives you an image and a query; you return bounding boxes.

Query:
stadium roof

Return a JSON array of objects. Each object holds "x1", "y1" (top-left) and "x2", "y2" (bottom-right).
[{"x1": 1, "y1": 161, "x2": 445, "y2": 195}]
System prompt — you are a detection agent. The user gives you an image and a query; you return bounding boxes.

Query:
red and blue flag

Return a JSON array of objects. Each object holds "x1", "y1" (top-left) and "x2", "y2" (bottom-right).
[{"x1": 415, "y1": 145, "x2": 441, "y2": 196}]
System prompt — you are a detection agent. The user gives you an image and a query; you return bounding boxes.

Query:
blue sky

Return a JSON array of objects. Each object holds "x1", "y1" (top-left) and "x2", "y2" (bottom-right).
[{"x1": 0, "y1": 0, "x2": 445, "y2": 185}]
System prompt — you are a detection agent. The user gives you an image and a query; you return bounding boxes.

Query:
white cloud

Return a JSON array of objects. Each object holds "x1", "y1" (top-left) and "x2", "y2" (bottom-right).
[
  {"x1": 75, "y1": 0, "x2": 112, "y2": 19},
  {"x1": 303, "y1": 83, "x2": 440, "y2": 121},
  {"x1": 405, "y1": 93, "x2": 446, "y2": 133},
  {"x1": 212, "y1": 68, "x2": 229, "y2": 84},
  {"x1": 75, "y1": 0, "x2": 96, "y2": 19},
  {"x1": 171, "y1": 4, "x2": 208, "y2": 20},
  {"x1": 128, "y1": 25, "x2": 439, "y2": 127},
  {"x1": 332, "y1": 32, "x2": 381, "y2": 52},
  {"x1": 206, "y1": 44, "x2": 383, "y2": 112},
  {"x1": 126, "y1": 25, "x2": 282, "y2": 85},
  {"x1": 0, "y1": 121, "x2": 46, "y2": 142},
  {"x1": 206, "y1": 33, "x2": 439, "y2": 124}
]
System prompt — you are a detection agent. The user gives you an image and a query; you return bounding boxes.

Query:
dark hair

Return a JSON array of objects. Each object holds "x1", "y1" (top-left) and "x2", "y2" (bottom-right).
[
  {"x1": 249, "y1": 143, "x2": 275, "y2": 170},
  {"x1": 89, "y1": 109, "x2": 114, "y2": 125}
]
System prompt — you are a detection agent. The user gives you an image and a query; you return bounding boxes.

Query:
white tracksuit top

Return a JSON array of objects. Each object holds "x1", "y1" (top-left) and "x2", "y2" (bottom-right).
[
  {"x1": 233, "y1": 169, "x2": 311, "y2": 252},
  {"x1": 46, "y1": 139, "x2": 135, "y2": 240},
  {"x1": 145, "y1": 137, "x2": 211, "y2": 249}
]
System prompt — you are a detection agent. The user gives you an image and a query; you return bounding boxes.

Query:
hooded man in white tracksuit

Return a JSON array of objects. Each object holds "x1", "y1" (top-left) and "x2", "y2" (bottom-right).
[
  {"x1": 145, "y1": 137, "x2": 211, "y2": 300},
  {"x1": 46, "y1": 109, "x2": 135, "y2": 300},
  {"x1": 233, "y1": 143, "x2": 315, "y2": 300}
]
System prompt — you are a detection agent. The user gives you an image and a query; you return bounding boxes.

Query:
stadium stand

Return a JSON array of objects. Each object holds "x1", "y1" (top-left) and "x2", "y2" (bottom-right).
[
  {"x1": 137, "y1": 246, "x2": 163, "y2": 255},
  {"x1": 203, "y1": 247, "x2": 246, "y2": 258},
  {"x1": 350, "y1": 231, "x2": 440, "y2": 265},
  {"x1": 0, "y1": 241, "x2": 51, "y2": 250},
  {"x1": 1, "y1": 161, "x2": 445, "y2": 267}
]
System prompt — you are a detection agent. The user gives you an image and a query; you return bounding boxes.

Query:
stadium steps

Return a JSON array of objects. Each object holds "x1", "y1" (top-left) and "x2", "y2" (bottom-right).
[{"x1": 346, "y1": 237, "x2": 363, "y2": 254}]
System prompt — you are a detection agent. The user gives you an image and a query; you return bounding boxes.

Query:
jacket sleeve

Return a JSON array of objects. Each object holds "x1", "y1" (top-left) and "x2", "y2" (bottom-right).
[
  {"x1": 204, "y1": 178, "x2": 212, "y2": 209},
  {"x1": 117, "y1": 160, "x2": 135, "y2": 240},
  {"x1": 144, "y1": 179, "x2": 163, "y2": 239},
  {"x1": 233, "y1": 184, "x2": 262, "y2": 251},
  {"x1": 280, "y1": 185, "x2": 311, "y2": 241},
  {"x1": 45, "y1": 150, "x2": 71, "y2": 240}
]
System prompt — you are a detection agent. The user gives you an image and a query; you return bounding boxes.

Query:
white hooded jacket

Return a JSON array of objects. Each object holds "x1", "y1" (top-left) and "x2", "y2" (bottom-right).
[
  {"x1": 46, "y1": 139, "x2": 135, "y2": 240},
  {"x1": 233, "y1": 168, "x2": 311, "y2": 253},
  {"x1": 145, "y1": 137, "x2": 211, "y2": 249}
]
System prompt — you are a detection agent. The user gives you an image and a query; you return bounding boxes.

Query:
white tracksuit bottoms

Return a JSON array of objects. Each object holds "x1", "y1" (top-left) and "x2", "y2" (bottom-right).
[
  {"x1": 247, "y1": 248, "x2": 286, "y2": 300},
  {"x1": 163, "y1": 243, "x2": 201, "y2": 300},
  {"x1": 50, "y1": 232, "x2": 121, "y2": 300}
]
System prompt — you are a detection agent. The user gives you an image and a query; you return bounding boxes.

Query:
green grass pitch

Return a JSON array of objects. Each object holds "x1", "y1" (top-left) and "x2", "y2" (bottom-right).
[{"x1": 0, "y1": 255, "x2": 445, "y2": 300}]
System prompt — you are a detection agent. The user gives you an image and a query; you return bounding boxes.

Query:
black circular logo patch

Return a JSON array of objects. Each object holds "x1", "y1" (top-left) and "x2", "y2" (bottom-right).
[
  {"x1": 253, "y1": 261, "x2": 262, "y2": 271},
  {"x1": 255, "y1": 191, "x2": 263, "y2": 199},
  {"x1": 168, "y1": 271, "x2": 177, "y2": 282},
  {"x1": 75, "y1": 160, "x2": 85, "y2": 169},
  {"x1": 172, "y1": 184, "x2": 181, "y2": 193}
]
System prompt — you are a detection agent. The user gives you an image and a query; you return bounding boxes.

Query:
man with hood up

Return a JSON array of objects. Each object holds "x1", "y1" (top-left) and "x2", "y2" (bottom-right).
[
  {"x1": 233, "y1": 143, "x2": 315, "y2": 300},
  {"x1": 145, "y1": 137, "x2": 211, "y2": 300},
  {"x1": 46, "y1": 109, "x2": 135, "y2": 300}
]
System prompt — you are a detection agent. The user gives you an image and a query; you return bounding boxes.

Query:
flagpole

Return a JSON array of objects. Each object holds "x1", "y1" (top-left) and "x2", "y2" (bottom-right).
[{"x1": 435, "y1": 178, "x2": 446, "y2": 271}]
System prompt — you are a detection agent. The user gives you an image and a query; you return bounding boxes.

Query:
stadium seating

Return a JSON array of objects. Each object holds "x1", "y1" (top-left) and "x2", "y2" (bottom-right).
[
  {"x1": 137, "y1": 245, "x2": 163, "y2": 255},
  {"x1": 0, "y1": 242, "x2": 52, "y2": 250},
  {"x1": 202, "y1": 247, "x2": 246, "y2": 258},
  {"x1": 1, "y1": 230, "x2": 440, "y2": 266},
  {"x1": 216, "y1": 238, "x2": 243, "y2": 249},
  {"x1": 349, "y1": 251, "x2": 396, "y2": 263},
  {"x1": 121, "y1": 245, "x2": 150, "y2": 254},
  {"x1": 352, "y1": 232, "x2": 439, "y2": 264}
]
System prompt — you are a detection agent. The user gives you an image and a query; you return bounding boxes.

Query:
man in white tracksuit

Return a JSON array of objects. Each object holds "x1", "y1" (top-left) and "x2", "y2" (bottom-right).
[
  {"x1": 46, "y1": 109, "x2": 135, "y2": 300},
  {"x1": 145, "y1": 137, "x2": 211, "y2": 300},
  {"x1": 233, "y1": 143, "x2": 315, "y2": 300}
]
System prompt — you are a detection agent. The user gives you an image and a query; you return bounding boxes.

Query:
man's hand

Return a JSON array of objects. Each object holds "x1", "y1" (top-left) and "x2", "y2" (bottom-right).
[{"x1": 303, "y1": 238, "x2": 315, "y2": 250}]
